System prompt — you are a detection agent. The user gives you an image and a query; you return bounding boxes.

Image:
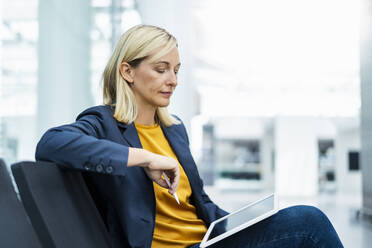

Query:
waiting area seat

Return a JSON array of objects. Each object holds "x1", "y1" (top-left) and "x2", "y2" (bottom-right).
[
  {"x1": 11, "y1": 161, "x2": 111, "y2": 248},
  {"x1": 0, "y1": 159, "x2": 41, "y2": 248}
]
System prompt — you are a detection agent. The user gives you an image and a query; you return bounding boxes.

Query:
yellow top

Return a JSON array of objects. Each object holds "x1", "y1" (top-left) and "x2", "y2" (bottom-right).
[{"x1": 135, "y1": 122, "x2": 207, "y2": 248}]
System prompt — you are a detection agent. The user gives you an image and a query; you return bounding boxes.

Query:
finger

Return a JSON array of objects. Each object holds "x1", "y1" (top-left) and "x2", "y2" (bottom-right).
[
  {"x1": 155, "y1": 178, "x2": 169, "y2": 189},
  {"x1": 169, "y1": 181, "x2": 179, "y2": 194},
  {"x1": 169, "y1": 172, "x2": 180, "y2": 194}
]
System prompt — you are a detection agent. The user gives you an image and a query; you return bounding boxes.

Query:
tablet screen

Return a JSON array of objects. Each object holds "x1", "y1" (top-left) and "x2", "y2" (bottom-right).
[
  {"x1": 224, "y1": 194, "x2": 275, "y2": 232},
  {"x1": 202, "y1": 194, "x2": 276, "y2": 247}
]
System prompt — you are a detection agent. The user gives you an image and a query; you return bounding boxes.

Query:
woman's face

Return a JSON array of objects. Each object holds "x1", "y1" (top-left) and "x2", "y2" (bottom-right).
[{"x1": 127, "y1": 47, "x2": 180, "y2": 110}]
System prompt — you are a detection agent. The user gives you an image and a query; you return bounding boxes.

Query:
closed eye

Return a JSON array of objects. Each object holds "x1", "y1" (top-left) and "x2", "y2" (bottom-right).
[{"x1": 174, "y1": 66, "x2": 180, "y2": 75}]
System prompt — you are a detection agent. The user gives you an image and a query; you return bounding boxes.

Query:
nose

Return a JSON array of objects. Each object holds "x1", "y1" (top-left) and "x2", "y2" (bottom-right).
[{"x1": 168, "y1": 71, "x2": 178, "y2": 87}]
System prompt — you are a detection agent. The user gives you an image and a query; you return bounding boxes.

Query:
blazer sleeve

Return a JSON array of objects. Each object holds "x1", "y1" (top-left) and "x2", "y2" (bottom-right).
[{"x1": 35, "y1": 107, "x2": 129, "y2": 176}]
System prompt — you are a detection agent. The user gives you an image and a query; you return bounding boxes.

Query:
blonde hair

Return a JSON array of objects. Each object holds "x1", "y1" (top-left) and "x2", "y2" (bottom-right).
[{"x1": 103, "y1": 24, "x2": 180, "y2": 126}]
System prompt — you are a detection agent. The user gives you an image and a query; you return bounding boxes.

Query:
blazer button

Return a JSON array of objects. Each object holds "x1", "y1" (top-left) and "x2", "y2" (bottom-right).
[
  {"x1": 96, "y1": 164, "x2": 104, "y2": 173},
  {"x1": 106, "y1": 166, "x2": 113, "y2": 174}
]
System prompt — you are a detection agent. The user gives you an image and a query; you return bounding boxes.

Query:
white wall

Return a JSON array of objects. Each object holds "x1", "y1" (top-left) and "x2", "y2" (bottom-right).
[
  {"x1": 335, "y1": 127, "x2": 361, "y2": 194},
  {"x1": 214, "y1": 117, "x2": 266, "y2": 139},
  {"x1": 275, "y1": 116, "x2": 318, "y2": 197}
]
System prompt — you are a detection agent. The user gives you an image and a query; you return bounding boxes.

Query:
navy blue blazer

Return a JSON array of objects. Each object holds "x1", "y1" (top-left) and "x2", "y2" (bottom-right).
[{"x1": 35, "y1": 105, "x2": 227, "y2": 248}]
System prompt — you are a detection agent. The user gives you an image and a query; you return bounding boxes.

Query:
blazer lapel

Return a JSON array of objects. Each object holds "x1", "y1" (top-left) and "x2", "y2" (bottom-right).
[
  {"x1": 106, "y1": 106, "x2": 142, "y2": 148},
  {"x1": 161, "y1": 125, "x2": 199, "y2": 191},
  {"x1": 117, "y1": 122, "x2": 143, "y2": 148}
]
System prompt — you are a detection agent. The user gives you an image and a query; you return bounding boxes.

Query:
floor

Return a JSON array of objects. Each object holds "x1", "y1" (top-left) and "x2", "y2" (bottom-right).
[{"x1": 204, "y1": 187, "x2": 372, "y2": 248}]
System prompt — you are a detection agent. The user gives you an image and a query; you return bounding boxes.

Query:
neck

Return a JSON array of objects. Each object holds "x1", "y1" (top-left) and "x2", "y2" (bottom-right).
[{"x1": 135, "y1": 104, "x2": 157, "y2": 126}]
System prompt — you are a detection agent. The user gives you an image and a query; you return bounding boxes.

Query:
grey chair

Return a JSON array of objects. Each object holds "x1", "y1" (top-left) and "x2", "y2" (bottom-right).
[
  {"x1": 11, "y1": 161, "x2": 111, "y2": 248},
  {"x1": 0, "y1": 158, "x2": 41, "y2": 248}
]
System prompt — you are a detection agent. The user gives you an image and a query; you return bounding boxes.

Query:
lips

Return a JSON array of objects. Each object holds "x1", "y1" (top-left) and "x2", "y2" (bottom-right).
[{"x1": 160, "y1": 91, "x2": 172, "y2": 97}]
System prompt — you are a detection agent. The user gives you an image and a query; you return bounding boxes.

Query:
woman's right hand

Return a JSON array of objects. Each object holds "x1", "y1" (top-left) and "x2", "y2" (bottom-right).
[
  {"x1": 127, "y1": 148, "x2": 180, "y2": 195},
  {"x1": 144, "y1": 153, "x2": 180, "y2": 195}
]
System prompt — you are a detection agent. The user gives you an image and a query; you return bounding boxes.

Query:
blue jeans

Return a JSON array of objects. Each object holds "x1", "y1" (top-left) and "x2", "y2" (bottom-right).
[{"x1": 189, "y1": 205, "x2": 343, "y2": 248}]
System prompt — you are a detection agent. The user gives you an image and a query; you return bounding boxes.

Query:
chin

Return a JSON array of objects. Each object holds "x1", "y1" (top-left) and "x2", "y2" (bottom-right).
[
  {"x1": 158, "y1": 102, "x2": 170, "y2": 107},
  {"x1": 154, "y1": 99, "x2": 171, "y2": 107}
]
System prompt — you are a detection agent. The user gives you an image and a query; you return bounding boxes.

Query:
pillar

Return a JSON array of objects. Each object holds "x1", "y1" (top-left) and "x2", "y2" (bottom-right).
[
  {"x1": 361, "y1": 0, "x2": 372, "y2": 215},
  {"x1": 37, "y1": 0, "x2": 93, "y2": 137}
]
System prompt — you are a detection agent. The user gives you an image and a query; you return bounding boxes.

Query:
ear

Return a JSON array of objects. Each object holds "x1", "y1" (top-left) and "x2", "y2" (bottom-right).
[{"x1": 120, "y1": 62, "x2": 135, "y2": 83}]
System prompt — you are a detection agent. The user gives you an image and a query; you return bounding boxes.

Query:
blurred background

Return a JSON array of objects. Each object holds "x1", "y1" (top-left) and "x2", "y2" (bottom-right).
[{"x1": 1, "y1": 0, "x2": 372, "y2": 246}]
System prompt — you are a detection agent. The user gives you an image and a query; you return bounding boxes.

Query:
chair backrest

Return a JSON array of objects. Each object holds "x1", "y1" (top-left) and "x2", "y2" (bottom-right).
[
  {"x1": 0, "y1": 159, "x2": 41, "y2": 248},
  {"x1": 11, "y1": 161, "x2": 111, "y2": 248}
]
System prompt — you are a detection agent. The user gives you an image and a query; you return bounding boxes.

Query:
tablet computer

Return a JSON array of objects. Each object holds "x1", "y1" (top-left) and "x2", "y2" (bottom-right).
[{"x1": 199, "y1": 193, "x2": 278, "y2": 248}]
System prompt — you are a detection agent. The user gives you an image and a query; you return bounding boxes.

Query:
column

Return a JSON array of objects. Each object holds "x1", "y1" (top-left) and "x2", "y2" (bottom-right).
[
  {"x1": 37, "y1": 0, "x2": 93, "y2": 137},
  {"x1": 0, "y1": 0, "x2": 3, "y2": 159},
  {"x1": 361, "y1": 0, "x2": 372, "y2": 215}
]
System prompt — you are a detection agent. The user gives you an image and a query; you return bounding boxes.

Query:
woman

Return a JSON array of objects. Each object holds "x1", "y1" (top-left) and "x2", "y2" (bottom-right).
[{"x1": 36, "y1": 24, "x2": 343, "y2": 248}]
